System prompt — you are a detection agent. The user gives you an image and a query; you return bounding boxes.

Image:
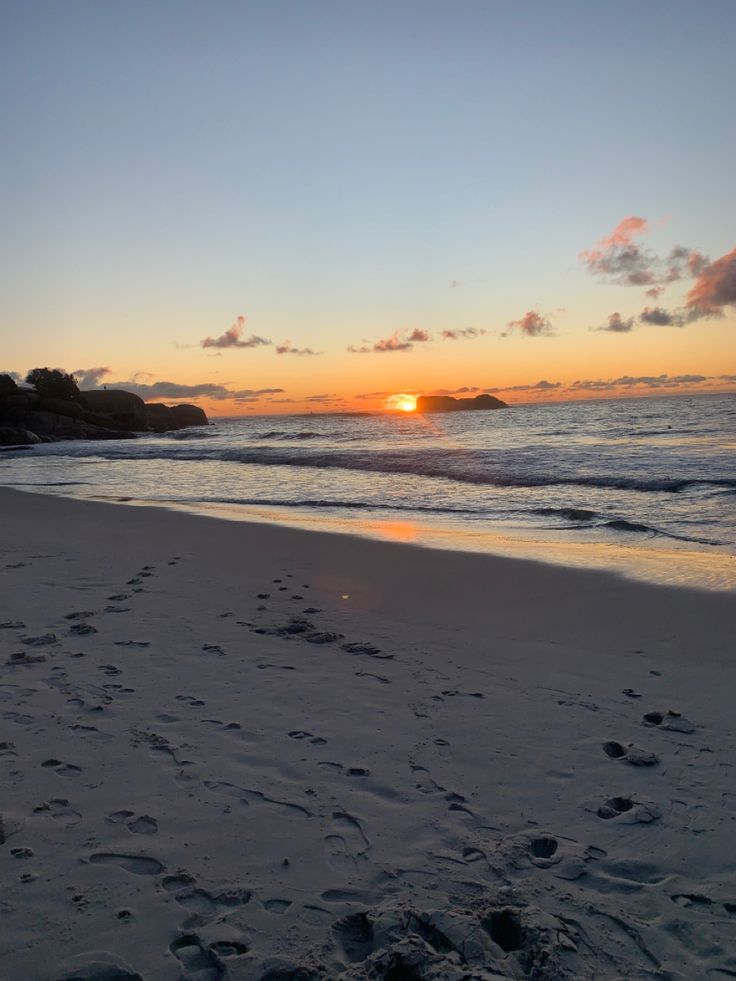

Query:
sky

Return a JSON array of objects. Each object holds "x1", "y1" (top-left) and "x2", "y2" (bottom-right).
[{"x1": 1, "y1": 0, "x2": 734, "y2": 415}]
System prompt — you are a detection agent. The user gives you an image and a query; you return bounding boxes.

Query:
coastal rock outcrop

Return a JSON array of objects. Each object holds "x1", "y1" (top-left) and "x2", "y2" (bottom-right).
[
  {"x1": 416, "y1": 393, "x2": 508, "y2": 412},
  {"x1": 0, "y1": 373, "x2": 209, "y2": 446}
]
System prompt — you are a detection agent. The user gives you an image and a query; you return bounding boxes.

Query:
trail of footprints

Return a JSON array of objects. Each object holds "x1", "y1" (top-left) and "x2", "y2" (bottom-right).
[{"x1": 4, "y1": 558, "x2": 731, "y2": 978}]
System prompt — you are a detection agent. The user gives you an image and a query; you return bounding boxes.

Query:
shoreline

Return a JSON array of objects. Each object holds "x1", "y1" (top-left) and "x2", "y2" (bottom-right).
[
  {"x1": 5, "y1": 482, "x2": 736, "y2": 595},
  {"x1": 1, "y1": 486, "x2": 735, "y2": 979}
]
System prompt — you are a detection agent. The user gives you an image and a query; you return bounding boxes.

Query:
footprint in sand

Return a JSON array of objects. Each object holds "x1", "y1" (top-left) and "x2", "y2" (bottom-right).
[
  {"x1": 201, "y1": 644, "x2": 225, "y2": 656},
  {"x1": 34, "y1": 798, "x2": 82, "y2": 826},
  {"x1": 204, "y1": 781, "x2": 311, "y2": 817},
  {"x1": 603, "y1": 741, "x2": 658, "y2": 766},
  {"x1": 0, "y1": 620, "x2": 26, "y2": 629},
  {"x1": 332, "y1": 911, "x2": 375, "y2": 962},
  {"x1": 107, "y1": 594, "x2": 130, "y2": 602},
  {"x1": 597, "y1": 796, "x2": 661, "y2": 823},
  {"x1": 115, "y1": 640, "x2": 150, "y2": 648},
  {"x1": 105, "y1": 606, "x2": 131, "y2": 614},
  {"x1": 642, "y1": 710, "x2": 695, "y2": 733},
  {"x1": 264, "y1": 898, "x2": 292, "y2": 914},
  {"x1": 356, "y1": 670, "x2": 389, "y2": 684},
  {"x1": 21, "y1": 633, "x2": 58, "y2": 646},
  {"x1": 288, "y1": 730, "x2": 327, "y2": 745},
  {"x1": 89, "y1": 852, "x2": 164, "y2": 875},
  {"x1": 41, "y1": 759, "x2": 81, "y2": 777},
  {"x1": 107, "y1": 811, "x2": 158, "y2": 835},
  {"x1": 176, "y1": 694, "x2": 205, "y2": 707},
  {"x1": 69, "y1": 623, "x2": 97, "y2": 636},
  {"x1": 170, "y1": 934, "x2": 226, "y2": 979},
  {"x1": 324, "y1": 811, "x2": 370, "y2": 872}
]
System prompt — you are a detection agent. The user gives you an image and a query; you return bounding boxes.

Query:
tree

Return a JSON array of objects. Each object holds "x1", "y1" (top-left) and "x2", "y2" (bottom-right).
[
  {"x1": 25, "y1": 368, "x2": 81, "y2": 402},
  {"x1": 0, "y1": 373, "x2": 18, "y2": 399}
]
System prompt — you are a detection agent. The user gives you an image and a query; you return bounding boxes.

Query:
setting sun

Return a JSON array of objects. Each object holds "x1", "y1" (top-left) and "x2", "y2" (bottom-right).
[{"x1": 385, "y1": 393, "x2": 417, "y2": 412}]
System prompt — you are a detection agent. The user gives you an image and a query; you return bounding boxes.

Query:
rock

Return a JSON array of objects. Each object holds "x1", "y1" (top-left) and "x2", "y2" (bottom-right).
[
  {"x1": 170, "y1": 403, "x2": 208, "y2": 427},
  {"x1": 144, "y1": 402, "x2": 177, "y2": 432},
  {"x1": 39, "y1": 397, "x2": 84, "y2": 419},
  {"x1": 80, "y1": 389, "x2": 147, "y2": 430},
  {"x1": 0, "y1": 426, "x2": 34, "y2": 446},
  {"x1": 416, "y1": 393, "x2": 508, "y2": 412}
]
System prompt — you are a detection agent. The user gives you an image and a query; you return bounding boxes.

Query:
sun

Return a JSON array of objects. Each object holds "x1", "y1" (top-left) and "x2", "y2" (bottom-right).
[{"x1": 385, "y1": 393, "x2": 417, "y2": 412}]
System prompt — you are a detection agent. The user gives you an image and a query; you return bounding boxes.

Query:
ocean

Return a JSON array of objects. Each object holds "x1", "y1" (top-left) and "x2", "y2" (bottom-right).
[{"x1": 2, "y1": 392, "x2": 735, "y2": 591}]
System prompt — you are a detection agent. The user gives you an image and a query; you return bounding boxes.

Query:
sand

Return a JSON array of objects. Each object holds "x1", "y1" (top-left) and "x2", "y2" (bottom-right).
[{"x1": 1, "y1": 486, "x2": 735, "y2": 981}]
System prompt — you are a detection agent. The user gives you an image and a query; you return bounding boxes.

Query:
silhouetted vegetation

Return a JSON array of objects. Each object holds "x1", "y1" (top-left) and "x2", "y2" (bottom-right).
[{"x1": 25, "y1": 368, "x2": 81, "y2": 402}]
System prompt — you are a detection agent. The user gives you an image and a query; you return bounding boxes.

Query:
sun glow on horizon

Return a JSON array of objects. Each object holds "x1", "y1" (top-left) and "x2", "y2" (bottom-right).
[{"x1": 385, "y1": 393, "x2": 417, "y2": 412}]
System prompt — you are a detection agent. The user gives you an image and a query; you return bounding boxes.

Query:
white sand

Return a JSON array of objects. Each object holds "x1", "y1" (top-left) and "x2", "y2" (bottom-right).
[{"x1": 1, "y1": 487, "x2": 735, "y2": 980}]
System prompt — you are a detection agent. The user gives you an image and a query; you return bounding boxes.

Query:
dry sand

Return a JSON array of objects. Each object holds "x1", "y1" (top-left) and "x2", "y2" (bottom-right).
[{"x1": 1, "y1": 487, "x2": 735, "y2": 980}]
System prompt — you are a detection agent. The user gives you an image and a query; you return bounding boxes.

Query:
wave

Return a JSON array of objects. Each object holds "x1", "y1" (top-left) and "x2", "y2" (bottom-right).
[{"x1": 14, "y1": 442, "x2": 736, "y2": 494}]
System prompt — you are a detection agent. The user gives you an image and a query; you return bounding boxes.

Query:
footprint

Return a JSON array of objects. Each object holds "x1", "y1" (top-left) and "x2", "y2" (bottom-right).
[
  {"x1": 341, "y1": 642, "x2": 393, "y2": 660},
  {"x1": 34, "y1": 798, "x2": 82, "y2": 826},
  {"x1": 107, "y1": 594, "x2": 130, "y2": 602},
  {"x1": 128, "y1": 815, "x2": 158, "y2": 835},
  {"x1": 105, "y1": 606, "x2": 131, "y2": 614},
  {"x1": 201, "y1": 645, "x2": 225, "y2": 656},
  {"x1": 170, "y1": 934, "x2": 224, "y2": 980},
  {"x1": 176, "y1": 694, "x2": 205, "y2": 707},
  {"x1": 41, "y1": 759, "x2": 81, "y2": 777},
  {"x1": 597, "y1": 796, "x2": 661, "y2": 823},
  {"x1": 324, "y1": 811, "x2": 369, "y2": 871},
  {"x1": 89, "y1": 853, "x2": 164, "y2": 875},
  {"x1": 21, "y1": 633, "x2": 57, "y2": 646},
  {"x1": 356, "y1": 671, "x2": 389, "y2": 684},
  {"x1": 304, "y1": 631, "x2": 343, "y2": 645},
  {"x1": 332, "y1": 911, "x2": 374, "y2": 963},
  {"x1": 69, "y1": 624, "x2": 97, "y2": 636},
  {"x1": 64, "y1": 612, "x2": 95, "y2": 621},
  {"x1": 204, "y1": 781, "x2": 311, "y2": 817},
  {"x1": 115, "y1": 640, "x2": 150, "y2": 648},
  {"x1": 264, "y1": 899, "x2": 292, "y2": 914},
  {"x1": 642, "y1": 711, "x2": 695, "y2": 733},
  {"x1": 288, "y1": 731, "x2": 326, "y2": 745},
  {"x1": 0, "y1": 620, "x2": 26, "y2": 629},
  {"x1": 603, "y1": 742, "x2": 659, "y2": 766}
]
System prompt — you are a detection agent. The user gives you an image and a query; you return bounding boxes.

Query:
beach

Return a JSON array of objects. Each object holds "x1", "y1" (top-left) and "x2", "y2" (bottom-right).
[{"x1": 1, "y1": 486, "x2": 735, "y2": 980}]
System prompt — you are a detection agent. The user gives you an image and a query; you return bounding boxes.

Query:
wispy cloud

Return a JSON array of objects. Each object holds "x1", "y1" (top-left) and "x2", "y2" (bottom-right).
[
  {"x1": 441, "y1": 327, "x2": 487, "y2": 340},
  {"x1": 200, "y1": 316, "x2": 272, "y2": 350},
  {"x1": 570, "y1": 373, "x2": 709, "y2": 392},
  {"x1": 275, "y1": 340, "x2": 321, "y2": 356},
  {"x1": 502, "y1": 311, "x2": 553, "y2": 337},
  {"x1": 348, "y1": 328, "x2": 432, "y2": 353}
]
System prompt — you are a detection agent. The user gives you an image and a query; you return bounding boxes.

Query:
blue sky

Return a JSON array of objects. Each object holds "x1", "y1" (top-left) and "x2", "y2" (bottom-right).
[{"x1": 1, "y1": 1, "x2": 734, "y2": 411}]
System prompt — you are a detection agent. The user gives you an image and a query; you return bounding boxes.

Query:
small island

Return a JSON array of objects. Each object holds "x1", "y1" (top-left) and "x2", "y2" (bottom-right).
[
  {"x1": 416, "y1": 392, "x2": 508, "y2": 412},
  {"x1": 0, "y1": 369, "x2": 208, "y2": 446}
]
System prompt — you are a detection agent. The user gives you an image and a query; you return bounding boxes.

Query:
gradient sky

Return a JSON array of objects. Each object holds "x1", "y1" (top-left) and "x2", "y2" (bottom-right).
[{"x1": 1, "y1": 0, "x2": 734, "y2": 414}]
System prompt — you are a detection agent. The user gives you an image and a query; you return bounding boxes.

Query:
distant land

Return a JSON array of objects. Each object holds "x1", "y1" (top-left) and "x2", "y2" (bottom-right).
[{"x1": 416, "y1": 393, "x2": 508, "y2": 412}]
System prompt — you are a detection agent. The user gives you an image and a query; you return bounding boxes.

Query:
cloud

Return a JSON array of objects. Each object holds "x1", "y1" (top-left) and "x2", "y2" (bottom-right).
[
  {"x1": 580, "y1": 218, "x2": 715, "y2": 295},
  {"x1": 498, "y1": 379, "x2": 561, "y2": 392},
  {"x1": 639, "y1": 305, "x2": 685, "y2": 327},
  {"x1": 74, "y1": 366, "x2": 112, "y2": 388},
  {"x1": 354, "y1": 390, "x2": 391, "y2": 400},
  {"x1": 1, "y1": 370, "x2": 23, "y2": 384},
  {"x1": 348, "y1": 328, "x2": 432, "y2": 353},
  {"x1": 503, "y1": 311, "x2": 553, "y2": 337},
  {"x1": 570, "y1": 373, "x2": 708, "y2": 392},
  {"x1": 441, "y1": 327, "x2": 487, "y2": 340},
  {"x1": 686, "y1": 247, "x2": 736, "y2": 318},
  {"x1": 200, "y1": 316, "x2": 272, "y2": 350},
  {"x1": 104, "y1": 379, "x2": 285, "y2": 402},
  {"x1": 449, "y1": 279, "x2": 463, "y2": 289},
  {"x1": 275, "y1": 340, "x2": 321, "y2": 356},
  {"x1": 594, "y1": 312, "x2": 635, "y2": 333}
]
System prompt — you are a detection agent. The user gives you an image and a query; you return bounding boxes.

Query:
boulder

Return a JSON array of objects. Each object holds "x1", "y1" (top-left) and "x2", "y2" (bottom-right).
[
  {"x1": 144, "y1": 402, "x2": 177, "y2": 432},
  {"x1": 170, "y1": 403, "x2": 208, "y2": 428},
  {"x1": 39, "y1": 397, "x2": 84, "y2": 419},
  {"x1": 80, "y1": 389, "x2": 147, "y2": 430},
  {"x1": 25, "y1": 411, "x2": 135, "y2": 442}
]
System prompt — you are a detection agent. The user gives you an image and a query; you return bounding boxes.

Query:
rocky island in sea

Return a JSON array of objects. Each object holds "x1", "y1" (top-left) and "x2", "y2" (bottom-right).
[
  {"x1": 416, "y1": 392, "x2": 508, "y2": 412},
  {"x1": 0, "y1": 369, "x2": 208, "y2": 446}
]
